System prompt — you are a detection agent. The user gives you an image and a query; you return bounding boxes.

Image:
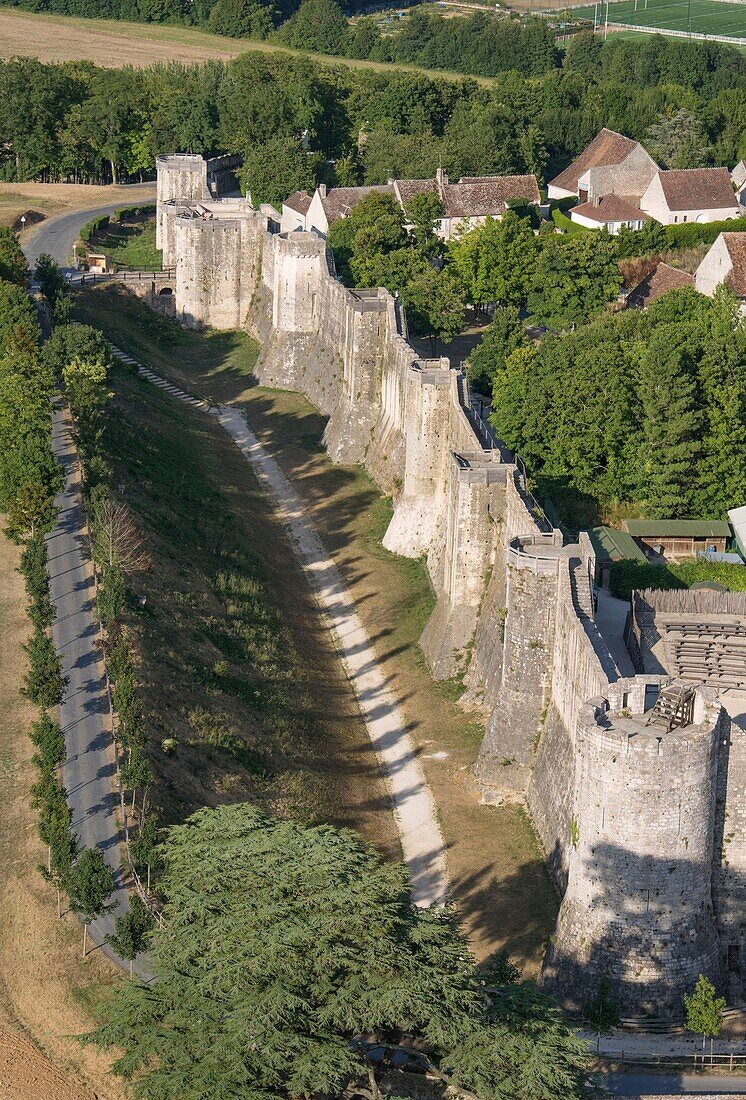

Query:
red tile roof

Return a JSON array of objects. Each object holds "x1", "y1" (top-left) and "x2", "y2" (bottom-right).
[
  {"x1": 572, "y1": 194, "x2": 649, "y2": 225},
  {"x1": 442, "y1": 175, "x2": 540, "y2": 218},
  {"x1": 721, "y1": 232, "x2": 746, "y2": 296},
  {"x1": 626, "y1": 262, "x2": 694, "y2": 308},
  {"x1": 549, "y1": 128, "x2": 640, "y2": 194},
  {"x1": 656, "y1": 167, "x2": 738, "y2": 212},
  {"x1": 321, "y1": 185, "x2": 394, "y2": 225},
  {"x1": 283, "y1": 190, "x2": 312, "y2": 215}
]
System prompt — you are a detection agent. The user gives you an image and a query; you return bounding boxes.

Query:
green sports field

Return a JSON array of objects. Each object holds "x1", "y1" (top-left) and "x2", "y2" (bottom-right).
[{"x1": 562, "y1": 0, "x2": 745, "y2": 38}]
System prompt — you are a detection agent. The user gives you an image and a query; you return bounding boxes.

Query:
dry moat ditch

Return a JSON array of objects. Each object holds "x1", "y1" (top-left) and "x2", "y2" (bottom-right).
[{"x1": 74, "y1": 284, "x2": 558, "y2": 974}]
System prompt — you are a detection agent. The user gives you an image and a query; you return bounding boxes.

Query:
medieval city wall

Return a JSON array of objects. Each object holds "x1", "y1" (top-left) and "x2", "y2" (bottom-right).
[{"x1": 159, "y1": 159, "x2": 737, "y2": 1017}]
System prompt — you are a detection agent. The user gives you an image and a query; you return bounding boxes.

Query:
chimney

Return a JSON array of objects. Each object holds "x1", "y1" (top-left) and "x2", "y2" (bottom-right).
[
  {"x1": 436, "y1": 165, "x2": 447, "y2": 189},
  {"x1": 318, "y1": 183, "x2": 327, "y2": 199}
]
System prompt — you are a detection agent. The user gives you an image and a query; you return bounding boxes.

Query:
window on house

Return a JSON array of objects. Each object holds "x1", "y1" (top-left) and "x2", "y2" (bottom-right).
[{"x1": 673, "y1": 216, "x2": 678, "y2": 223}]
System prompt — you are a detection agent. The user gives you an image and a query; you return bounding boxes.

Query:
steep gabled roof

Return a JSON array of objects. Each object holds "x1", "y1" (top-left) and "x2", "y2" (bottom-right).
[
  {"x1": 721, "y1": 232, "x2": 746, "y2": 296},
  {"x1": 626, "y1": 262, "x2": 694, "y2": 309},
  {"x1": 656, "y1": 167, "x2": 738, "y2": 212},
  {"x1": 549, "y1": 128, "x2": 640, "y2": 194},
  {"x1": 321, "y1": 184, "x2": 394, "y2": 225},
  {"x1": 283, "y1": 190, "x2": 312, "y2": 215},
  {"x1": 442, "y1": 174, "x2": 540, "y2": 218},
  {"x1": 572, "y1": 194, "x2": 649, "y2": 225}
]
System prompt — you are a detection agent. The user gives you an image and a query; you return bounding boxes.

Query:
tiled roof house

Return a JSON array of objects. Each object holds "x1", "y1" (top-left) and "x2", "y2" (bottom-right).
[
  {"x1": 695, "y1": 232, "x2": 746, "y2": 312},
  {"x1": 640, "y1": 167, "x2": 741, "y2": 225},
  {"x1": 547, "y1": 128, "x2": 658, "y2": 203}
]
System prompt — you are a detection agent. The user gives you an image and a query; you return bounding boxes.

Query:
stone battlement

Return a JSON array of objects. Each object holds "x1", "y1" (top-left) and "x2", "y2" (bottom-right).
[{"x1": 155, "y1": 153, "x2": 745, "y2": 1020}]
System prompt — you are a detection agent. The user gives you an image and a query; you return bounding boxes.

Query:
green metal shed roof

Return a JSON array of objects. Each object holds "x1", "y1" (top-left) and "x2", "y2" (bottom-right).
[
  {"x1": 588, "y1": 526, "x2": 648, "y2": 563},
  {"x1": 621, "y1": 520, "x2": 732, "y2": 538}
]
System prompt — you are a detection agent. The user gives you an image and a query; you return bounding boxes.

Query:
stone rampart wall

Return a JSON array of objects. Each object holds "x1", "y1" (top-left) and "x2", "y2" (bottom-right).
[{"x1": 159, "y1": 158, "x2": 737, "y2": 1016}]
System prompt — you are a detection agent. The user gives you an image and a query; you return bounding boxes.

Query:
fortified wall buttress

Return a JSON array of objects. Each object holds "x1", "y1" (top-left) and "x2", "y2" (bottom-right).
[{"x1": 157, "y1": 155, "x2": 745, "y2": 1019}]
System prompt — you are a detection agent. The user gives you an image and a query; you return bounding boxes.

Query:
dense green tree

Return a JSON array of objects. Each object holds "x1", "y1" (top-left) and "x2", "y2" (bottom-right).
[
  {"x1": 108, "y1": 896, "x2": 153, "y2": 976},
  {"x1": 468, "y1": 305, "x2": 528, "y2": 394},
  {"x1": 527, "y1": 232, "x2": 621, "y2": 330},
  {"x1": 404, "y1": 264, "x2": 466, "y2": 353},
  {"x1": 448, "y1": 212, "x2": 539, "y2": 310},
  {"x1": 404, "y1": 191, "x2": 444, "y2": 256},
  {"x1": 208, "y1": 0, "x2": 274, "y2": 38},
  {"x1": 0, "y1": 227, "x2": 26, "y2": 285},
  {"x1": 86, "y1": 803, "x2": 590, "y2": 1099},
  {"x1": 278, "y1": 0, "x2": 349, "y2": 54},
  {"x1": 43, "y1": 322, "x2": 112, "y2": 383},
  {"x1": 34, "y1": 253, "x2": 67, "y2": 308},
  {"x1": 241, "y1": 134, "x2": 315, "y2": 207},
  {"x1": 646, "y1": 107, "x2": 711, "y2": 168},
  {"x1": 23, "y1": 626, "x2": 68, "y2": 707},
  {"x1": 67, "y1": 847, "x2": 116, "y2": 956},
  {"x1": 328, "y1": 191, "x2": 407, "y2": 284},
  {"x1": 639, "y1": 324, "x2": 702, "y2": 518}
]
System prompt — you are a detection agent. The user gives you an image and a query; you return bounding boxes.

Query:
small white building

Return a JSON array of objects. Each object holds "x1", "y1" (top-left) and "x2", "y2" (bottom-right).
[
  {"x1": 281, "y1": 191, "x2": 312, "y2": 234},
  {"x1": 547, "y1": 128, "x2": 658, "y2": 203},
  {"x1": 303, "y1": 183, "x2": 396, "y2": 237},
  {"x1": 695, "y1": 231, "x2": 746, "y2": 313},
  {"x1": 640, "y1": 168, "x2": 741, "y2": 225},
  {"x1": 569, "y1": 194, "x2": 649, "y2": 234}
]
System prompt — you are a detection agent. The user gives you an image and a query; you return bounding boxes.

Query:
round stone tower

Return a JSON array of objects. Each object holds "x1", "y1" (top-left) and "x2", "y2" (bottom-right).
[{"x1": 542, "y1": 686, "x2": 724, "y2": 1019}]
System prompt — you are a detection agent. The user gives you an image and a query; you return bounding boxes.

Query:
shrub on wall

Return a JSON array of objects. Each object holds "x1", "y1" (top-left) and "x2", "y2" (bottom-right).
[
  {"x1": 609, "y1": 558, "x2": 746, "y2": 601},
  {"x1": 664, "y1": 216, "x2": 746, "y2": 251}
]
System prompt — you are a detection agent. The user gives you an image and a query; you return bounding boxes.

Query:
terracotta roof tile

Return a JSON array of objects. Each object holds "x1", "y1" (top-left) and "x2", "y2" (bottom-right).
[
  {"x1": 572, "y1": 194, "x2": 649, "y2": 225},
  {"x1": 549, "y1": 128, "x2": 640, "y2": 193},
  {"x1": 722, "y1": 232, "x2": 746, "y2": 296},
  {"x1": 626, "y1": 262, "x2": 694, "y2": 308},
  {"x1": 656, "y1": 167, "x2": 738, "y2": 212},
  {"x1": 442, "y1": 174, "x2": 540, "y2": 217},
  {"x1": 321, "y1": 185, "x2": 394, "y2": 225},
  {"x1": 283, "y1": 190, "x2": 312, "y2": 215}
]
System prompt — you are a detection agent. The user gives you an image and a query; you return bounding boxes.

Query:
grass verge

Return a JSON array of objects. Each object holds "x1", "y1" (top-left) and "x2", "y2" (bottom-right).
[
  {"x1": 0, "y1": 528, "x2": 127, "y2": 1099},
  {"x1": 74, "y1": 286, "x2": 399, "y2": 855},
  {"x1": 75, "y1": 284, "x2": 558, "y2": 974}
]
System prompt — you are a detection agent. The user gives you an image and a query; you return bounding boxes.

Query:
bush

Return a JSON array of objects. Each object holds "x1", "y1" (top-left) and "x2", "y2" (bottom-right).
[
  {"x1": 98, "y1": 564, "x2": 125, "y2": 627},
  {"x1": 80, "y1": 214, "x2": 111, "y2": 243},
  {"x1": 664, "y1": 215, "x2": 746, "y2": 251},
  {"x1": 23, "y1": 625, "x2": 68, "y2": 707},
  {"x1": 19, "y1": 532, "x2": 55, "y2": 629},
  {"x1": 609, "y1": 558, "x2": 746, "y2": 601},
  {"x1": 551, "y1": 207, "x2": 589, "y2": 234}
]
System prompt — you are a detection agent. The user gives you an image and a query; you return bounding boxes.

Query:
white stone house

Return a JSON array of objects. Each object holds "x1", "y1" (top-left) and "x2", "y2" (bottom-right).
[
  {"x1": 695, "y1": 232, "x2": 746, "y2": 314},
  {"x1": 295, "y1": 169, "x2": 541, "y2": 240},
  {"x1": 569, "y1": 194, "x2": 649, "y2": 234},
  {"x1": 640, "y1": 168, "x2": 741, "y2": 225},
  {"x1": 547, "y1": 128, "x2": 658, "y2": 203},
  {"x1": 280, "y1": 190, "x2": 313, "y2": 233},
  {"x1": 733, "y1": 160, "x2": 746, "y2": 207}
]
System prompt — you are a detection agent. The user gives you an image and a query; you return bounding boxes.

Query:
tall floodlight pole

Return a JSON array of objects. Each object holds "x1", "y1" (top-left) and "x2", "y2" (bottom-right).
[
  {"x1": 687, "y1": 0, "x2": 692, "y2": 36},
  {"x1": 593, "y1": 0, "x2": 598, "y2": 30},
  {"x1": 604, "y1": 0, "x2": 610, "y2": 38}
]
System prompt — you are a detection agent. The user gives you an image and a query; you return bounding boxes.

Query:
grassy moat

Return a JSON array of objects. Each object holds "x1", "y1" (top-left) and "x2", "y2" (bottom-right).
[{"x1": 74, "y1": 284, "x2": 558, "y2": 974}]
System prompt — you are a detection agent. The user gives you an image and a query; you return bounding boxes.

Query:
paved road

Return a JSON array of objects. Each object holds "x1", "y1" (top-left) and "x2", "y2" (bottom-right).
[
  {"x1": 48, "y1": 403, "x2": 132, "y2": 964},
  {"x1": 23, "y1": 187, "x2": 155, "y2": 270},
  {"x1": 601, "y1": 1071, "x2": 746, "y2": 1096},
  {"x1": 111, "y1": 345, "x2": 449, "y2": 907},
  {"x1": 48, "y1": 404, "x2": 152, "y2": 978}
]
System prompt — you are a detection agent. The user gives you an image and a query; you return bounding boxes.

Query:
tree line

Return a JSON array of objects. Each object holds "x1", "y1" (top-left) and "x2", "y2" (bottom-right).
[
  {"x1": 0, "y1": 31, "x2": 744, "y2": 192},
  {"x1": 0, "y1": 237, "x2": 154, "y2": 964}
]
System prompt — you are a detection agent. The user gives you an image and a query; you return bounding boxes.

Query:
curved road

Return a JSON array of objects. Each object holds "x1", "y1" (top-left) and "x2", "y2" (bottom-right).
[{"x1": 23, "y1": 186, "x2": 155, "y2": 270}]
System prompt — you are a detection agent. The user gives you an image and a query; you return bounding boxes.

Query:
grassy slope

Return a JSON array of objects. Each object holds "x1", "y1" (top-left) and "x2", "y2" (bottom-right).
[
  {"x1": 0, "y1": 531, "x2": 127, "y2": 1099},
  {"x1": 75, "y1": 284, "x2": 558, "y2": 974},
  {"x1": 0, "y1": 7, "x2": 495, "y2": 84},
  {"x1": 89, "y1": 218, "x2": 162, "y2": 271},
  {"x1": 75, "y1": 286, "x2": 400, "y2": 856}
]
